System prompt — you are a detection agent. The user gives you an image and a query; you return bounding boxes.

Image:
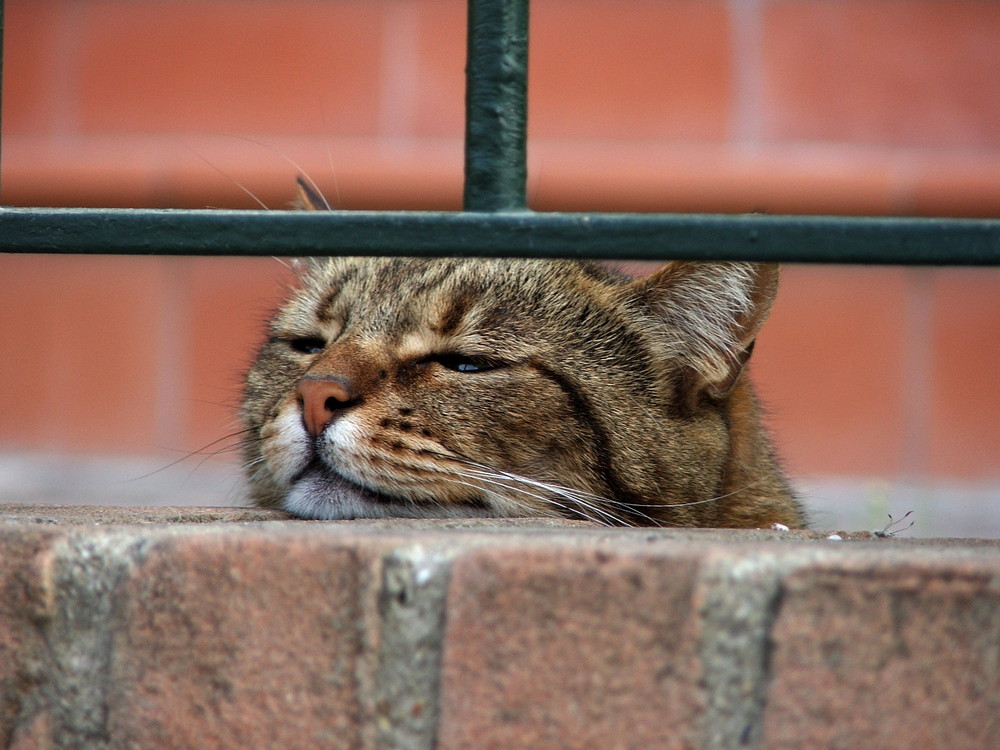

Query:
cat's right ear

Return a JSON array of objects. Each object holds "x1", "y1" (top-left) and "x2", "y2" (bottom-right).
[
  {"x1": 293, "y1": 176, "x2": 332, "y2": 211},
  {"x1": 629, "y1": 261, "x2": 779, "y2": 400}
]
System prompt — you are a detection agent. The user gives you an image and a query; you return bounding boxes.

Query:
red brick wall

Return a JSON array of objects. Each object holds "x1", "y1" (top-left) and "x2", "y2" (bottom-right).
[
  {"x1": 3, "y1": 509, "x2": 1000, "y2": 748},
  {"x1": 2, "y1": 1, "x2": 999, "y2": 486}
]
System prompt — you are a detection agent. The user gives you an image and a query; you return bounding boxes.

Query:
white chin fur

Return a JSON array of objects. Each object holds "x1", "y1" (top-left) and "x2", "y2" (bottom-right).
[
  {"x1": 266, "y1": 409, "x2": 315, "y2": 486},
  {"x1": 273, "y1": 409, "x2": 497, "y2": 520},
  {"x1": 283, "y1": 468, "x2": 496, "y2": 520}
]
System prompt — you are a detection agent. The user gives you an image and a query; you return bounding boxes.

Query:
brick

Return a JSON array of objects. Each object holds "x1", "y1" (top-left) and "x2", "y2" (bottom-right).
[
  {"x1": 7, "y1": 711, "x2": 51, "y2": 750},
  {"x1": 438, "y1": 543, "x2": 703, "y2": 749},
  {"x1": 77, "y1": 1, "x2": 384, "y2": 136},
  {"x1": 0, "y1": 253, "x2": 282, "y2": 460},
  {"x1": 409, "y1": 0, "x2": 466, "y2": 138},
  {"x1": 762, "y1": 1, "x2": 1000, "y2": 148},
  {"x1": 530, "y1": 0, "x2": 732, "y2": 141},
  {"x1": 0, "y1": 526, "x2": 63, "y2": 750},
  {"x1": 763, "y1": 554, "x2": 1000, "y2": 749},
  {"x1": 753, "y1": 266, "x2": 910, "y2": 476},
  {"x1": 0, "y1": 255, "x2": 163, "y2": 452},
  {"x1": 1, "y1": 0, "x2": 69, "y2": 135},
  {"x1": 154, "y1": 133, "x2": 465, "y2": 211},
  {"x1": 913, "y1": 162, "x2": 1000, "y2": 218},
  {"x1": 5, "y1": 515, "x2": 1000, "y2": 748},
  {"x1": 927, "y1": 269, "x2": 1000, "y2": 478},
  {"x1": 184, "y1": 257, "x2": 297, "y2": 455},
  {"x1": 0, "y1": 505, "x2": 291, "y2": 526},
  {"x1": 526, "y1": 142, "x2": 901, "y2": 215},
  {"x1": 104, "y1": 530, "x2": 383, "y2": 750}
]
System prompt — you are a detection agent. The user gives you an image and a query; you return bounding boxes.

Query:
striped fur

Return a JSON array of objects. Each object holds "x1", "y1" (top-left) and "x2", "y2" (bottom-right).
[{"x1": 241, "y1": 257, "x2": 804, "y2": 528}]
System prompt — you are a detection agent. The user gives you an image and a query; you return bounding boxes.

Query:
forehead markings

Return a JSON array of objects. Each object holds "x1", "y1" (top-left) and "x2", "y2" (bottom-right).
[
  {"x1": 389, "y1": 279, "x2": 495, "y2": 361},
  {"x1": 314, "y1": 286, "x2": 341, "y2": 324},
  {"x1": 397, "y1": 329, "x2": 450, "y2": 361},
  {"x1": 431, "y1": 289, "x2": 479, "y2": 337},
  {"x1": 391, "y1": 284, "x2": 465, "y2": 357},
  {"x1": 310, "y1": 263, "x2": 362, "y2": 321}
]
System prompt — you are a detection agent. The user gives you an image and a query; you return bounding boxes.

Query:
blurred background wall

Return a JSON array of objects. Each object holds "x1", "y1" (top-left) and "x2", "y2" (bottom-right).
[{"x1": 2, "y1": 0, "x2": 999, "y2": 534}]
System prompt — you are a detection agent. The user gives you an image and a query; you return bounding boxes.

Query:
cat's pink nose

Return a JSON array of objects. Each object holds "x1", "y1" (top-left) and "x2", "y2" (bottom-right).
[{"x1": 297, "y1": 376, "x2": 357, "y2": 437}]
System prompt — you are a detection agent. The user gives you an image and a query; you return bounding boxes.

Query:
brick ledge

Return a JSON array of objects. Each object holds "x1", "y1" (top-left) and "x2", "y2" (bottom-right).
[{"x1": 2, "y1": 505, "x2": 998, "y2": 749}]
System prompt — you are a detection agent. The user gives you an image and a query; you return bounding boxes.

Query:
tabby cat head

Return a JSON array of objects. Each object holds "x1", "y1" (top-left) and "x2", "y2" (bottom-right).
[{"x1": 241, "y1": 256, "x2": 803, "y2": 528}]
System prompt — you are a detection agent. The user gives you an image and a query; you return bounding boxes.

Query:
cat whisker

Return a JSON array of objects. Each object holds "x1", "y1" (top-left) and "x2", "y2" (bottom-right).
[
  {"x1": 627, "y1": 477, "x2": 768, "y2": 509},
  {"x1": 457, "y1": 465, "x2": 636, "y2": 527},
  {"x1": 417, "y1": 398, "x2": 765, "y2": 524},
  {"x1": 453, "y1": 457, "x2": 662, "y2": 526},
  {"x1": 183, "y1": 143, "x2": 271, "y2": 209},
  {"x1": 456, "y1": 474, "x2": 615, "y2": 526},
  {"x1": 447, "y1": 468, "x2": 598, "y2": 522},
  {"x1": 323, "y1": 143, "x2": 342, "y2": 207},
  {"x1": 447, "y1": 478, "x2": 560, "y2": 520},
  {"x1": 269, "y1": 256, "x2": 300, "y2": 275},
  {"x1": 132, "y1": 428, "x2": 256, "y2": 482},
  {"x1": 218, "y1": 134, "x2": 333, "y2": 210},
  {"x1": 241, "y1": 454, "x2": 269, "y2": 470}
]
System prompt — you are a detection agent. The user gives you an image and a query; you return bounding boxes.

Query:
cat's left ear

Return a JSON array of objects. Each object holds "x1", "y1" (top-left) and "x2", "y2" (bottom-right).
[
  {"x1": 629, "y1": 262, "x2": 779, "y2": 399},
  {"x1": 288, "y1": 177, "x2": 331, "y2": 274},
  {"x1": 293, "y1": 176, "x2": 332, "y2": 211},
  {"x1": 290, "y1": 175, "x2": 332, "y2": 278}
]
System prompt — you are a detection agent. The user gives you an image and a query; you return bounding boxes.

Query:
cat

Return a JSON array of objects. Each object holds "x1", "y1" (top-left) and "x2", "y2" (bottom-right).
[{"x1": 240, "y1": 233, "x2": 804, "y2": 528}]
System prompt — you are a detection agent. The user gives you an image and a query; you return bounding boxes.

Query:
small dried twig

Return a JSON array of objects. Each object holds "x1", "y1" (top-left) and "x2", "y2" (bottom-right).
[{"x1": 874, "y1": 510, "x2": 914, "y2": 538}]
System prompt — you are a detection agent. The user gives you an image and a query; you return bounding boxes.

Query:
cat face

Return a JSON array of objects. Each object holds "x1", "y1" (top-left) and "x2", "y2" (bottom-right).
[{"x1": 241, "y1": 257, "x2": 804, "y2": 528}]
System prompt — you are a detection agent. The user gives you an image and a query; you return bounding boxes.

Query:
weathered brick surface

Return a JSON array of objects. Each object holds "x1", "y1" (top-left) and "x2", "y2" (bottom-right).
[
  {"x1": 0, "y1": 526, "x2": 63, "y2": 750},
  {"x1": 438, "y1": 543, "x2": 703, "y2": 750},
  {"x1": 3, "y1": 507, "x2": 1000, "y2": 749},
  {"x1": 763, "y1": 553, "x2": 1000, "y2": 749},
  {"x1": 104, "y1": 530, "x2": 385, "y2": 750},
  {"x1": 0, "y1": 505, "x2": 292, "y2": 525}
]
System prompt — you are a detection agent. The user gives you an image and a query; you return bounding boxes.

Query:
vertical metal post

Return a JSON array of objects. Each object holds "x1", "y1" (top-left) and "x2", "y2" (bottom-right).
[
  {"x1": 463, "y1": 0, "x2": 529, "y2": 212},
  {"x1": 0, "y1": 0, "x2": 5, "y2": 200}
]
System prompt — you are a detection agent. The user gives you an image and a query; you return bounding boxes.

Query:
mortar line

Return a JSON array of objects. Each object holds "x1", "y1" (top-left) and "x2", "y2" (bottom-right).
[
  {"x1": 900, "y1": 269, "x2": 934, "y2": 481},
  {"x1": 374, "y1": 543, "x2": 457, "y2": 750},
  {"x1": 44, "y1": 532, "x2": 154, "y2": 750},
  {"x1": 728, "y1": 0, "x2": 765, "y2": 151}
]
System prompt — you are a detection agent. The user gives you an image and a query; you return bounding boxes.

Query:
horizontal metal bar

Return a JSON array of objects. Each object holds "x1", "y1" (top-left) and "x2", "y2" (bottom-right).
[{"x1": 3, "y1": 207, "x2": 1000, "y2": 264}]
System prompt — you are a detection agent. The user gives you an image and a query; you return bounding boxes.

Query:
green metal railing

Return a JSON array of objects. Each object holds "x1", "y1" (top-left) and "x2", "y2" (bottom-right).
[{"x1": 2, "y1": 0, "x2": 999, "y2": 264}]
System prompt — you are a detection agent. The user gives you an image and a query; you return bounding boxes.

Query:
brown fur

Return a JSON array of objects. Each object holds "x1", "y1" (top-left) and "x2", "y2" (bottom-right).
[{"x1": 241, "y1": 254, "x2": 805, "y2": 528}]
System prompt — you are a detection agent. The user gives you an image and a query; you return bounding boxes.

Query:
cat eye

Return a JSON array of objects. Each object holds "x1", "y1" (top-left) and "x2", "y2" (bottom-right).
[
  {"x1": 433, "y1": 354, "x2": 501, "y2": 373},
  {"x1": 287, "y1": 337, "x2": 326, "y2": 355}
]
